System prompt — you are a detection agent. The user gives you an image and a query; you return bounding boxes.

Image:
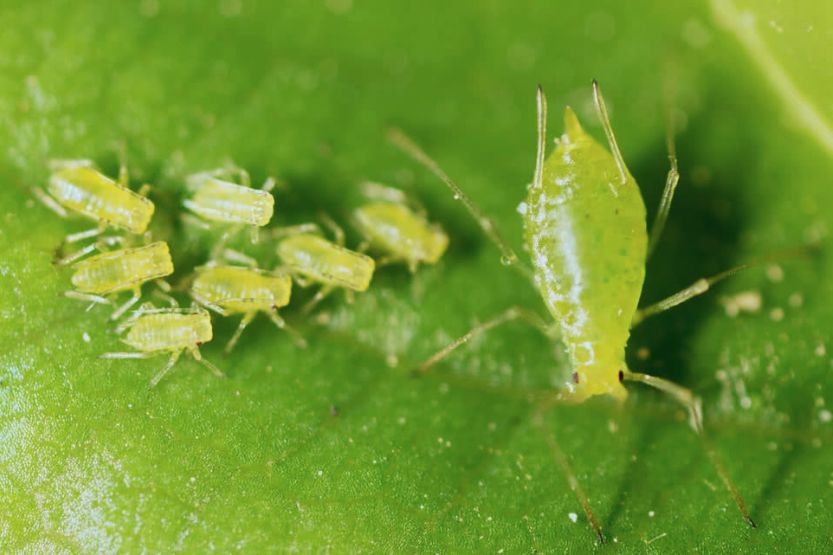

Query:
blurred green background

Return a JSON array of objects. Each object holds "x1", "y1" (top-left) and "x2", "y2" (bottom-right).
[{"x1": 1, "y1": 0, "x2": 832, "y2": 552}]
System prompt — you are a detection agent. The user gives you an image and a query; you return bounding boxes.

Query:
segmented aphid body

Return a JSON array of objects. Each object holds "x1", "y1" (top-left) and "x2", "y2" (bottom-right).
[
  {"x1": 124, "y1": 310, "x2": 213, "y2": 352},
  {"x1": 277, "y1": 234, "x2": 375, "y2": 292},
  {"x1": 48, "y1": 162, "x2": 154, "y2": 234},
  {"x1": 71, "y1": 241, "x2": 174, "y2": 295},
  {"x1": 522, "y1": 108, "x2": 646, "y2": 402},
  {"x1": 353, "y1": 201, "x2": 448, "y2": 271},
  {"x1": 192, "y1": 266, "x2": 292, "y2": 313},
  {"x1": 184, "y1": 172, "x2": 274, "y2": 226}
]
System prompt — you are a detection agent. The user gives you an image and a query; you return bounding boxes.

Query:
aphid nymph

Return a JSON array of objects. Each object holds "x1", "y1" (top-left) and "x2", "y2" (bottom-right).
[
  {"x1": 390, "y1": 81, "x2": 757, "y2": 541},
  {"x1": 67, "y1": 240, "x2": 175, "y2": 319},
  {"x1": 352, "y1": 181, "x2": 449, "y2": 272},
  {"x1": 275, "y1": 217, "x2": 375, "y2": 312},
  {"x1": 190, "y1": 263, "x2": 304, "y2": 352},
  {"x1": 101, "y1": 305, "x2": 223, "y2": 389},
  {"x1": 34, "y1": 158, "x2": 155, "y2": 265}
]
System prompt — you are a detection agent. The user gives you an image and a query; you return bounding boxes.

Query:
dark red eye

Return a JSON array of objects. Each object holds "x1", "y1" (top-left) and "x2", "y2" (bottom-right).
[
  {"x1": 572, "y1": 371, "x2": 579, "y2": 384},
  {"x1": 618, "y1": 370, "x2": 624, "y2": 382}
]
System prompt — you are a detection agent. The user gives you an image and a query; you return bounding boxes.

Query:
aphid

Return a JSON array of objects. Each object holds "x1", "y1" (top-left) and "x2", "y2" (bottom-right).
[
  {"x1": 275, "y1": 218, "x2": 375, "y2": 312},
  {"x1": 183, "y1": 165, "x2": 276, "y2": 252},
  {"x1": 34, "y1": 158, "x2": 155, "y2": 264},
  {"x1": 190, "y1": 264, "x2": 305, "y2": 352},
  {"x1": 352, "y1": 181, "x2": 449, "y2": 272},
  {"x1": 101, "y1": 305, "x2": 223, "y2": 389},
  {"x1": 67, "y1": 241, "x2": 175, "y2": 319},
  {"x1": 390, "y1": 81, "x2": 758, "y2": 541}
]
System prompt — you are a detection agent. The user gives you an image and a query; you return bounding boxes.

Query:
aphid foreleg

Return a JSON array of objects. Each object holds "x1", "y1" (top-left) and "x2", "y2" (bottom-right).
[
  {"x1": 388, "y1": 127, "x2": 532, "y2": 278},
  {"x1": 302, "y1": 285, "x2": 334, "y2": 314},
  {"x1": 148, "y1": 350, "x2": 183, "y2": 389},
  {"x1": 533, "y1": 409, "x2": 605, "y2": 544},
  {"x1": 189, "y1": 346, "x2": 225, "y2": 379},
  {"x1": 32, "y1": 187, "x2": 68, "y2": 218},
  {"x1": 621, "y1": 370, "x2": 756, "y2": 528},
  {"x1": 226, "y1": 312, "x2": 257, "y2": 353},
  {"x1": 111, "y1": 287, "x2": 143, "y2": 320},
  {"x1": 267, "y1": 309, "x2": 307, "y2": 348},
  {"x1": 417, "y1": 306, "x2": 554, "y2": 374}
]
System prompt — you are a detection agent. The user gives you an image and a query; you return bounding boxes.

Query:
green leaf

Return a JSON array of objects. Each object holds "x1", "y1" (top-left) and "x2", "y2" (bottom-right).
[{"x1": 2, "y1": 0, "x2": 832, "y2": 552}]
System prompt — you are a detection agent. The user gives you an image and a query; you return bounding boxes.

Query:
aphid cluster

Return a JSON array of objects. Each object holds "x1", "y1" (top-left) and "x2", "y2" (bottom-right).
[{"x1": 37, "y1": 157, "x2": 448, "y2": 388}]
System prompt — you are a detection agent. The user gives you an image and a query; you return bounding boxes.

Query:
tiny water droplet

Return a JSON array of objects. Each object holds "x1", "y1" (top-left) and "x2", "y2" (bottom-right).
[{"x1": 452, "y1": 193, "x2": 461, "y2": 200}]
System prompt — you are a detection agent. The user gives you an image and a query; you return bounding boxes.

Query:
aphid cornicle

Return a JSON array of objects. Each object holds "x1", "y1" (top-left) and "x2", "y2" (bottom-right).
[
  {"x1": 101, "y1": 306, "x2": 223, "y2": 389},
  {"x1": 190, "y1": 264, "x2": 304, "y2": 352},
  {"x1": 352, "y1": 181, "x2": 449, "y2": 272},
  {"x1": 33, "y1": 158, "x2": 155, "y2": 264},
  {"x1": 275, "y1": 219, "x2": 375, "y2": 312},
  {"x1": 68, "y1": 241, "x2": 175, "y2": 319},
  {"x1": 390, "y1": 81, "x2": 758, "y2": 542}
]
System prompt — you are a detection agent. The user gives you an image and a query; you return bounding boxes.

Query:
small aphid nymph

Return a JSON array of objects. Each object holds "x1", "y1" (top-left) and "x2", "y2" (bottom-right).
[
  {"x1": 101, "y1": 306, "x2": 223, "y2": 389},
  {"x1": 68, "y1": 241, "x2": 175, "y2": 319},
  {"x1": 352, "y1": 181, "x2": 448, "y2": 272},
  {"x1": 275, "y1": 218, "x2": 375, "y2": 312},
  {"x1": 184, "y1": 166, "x2": 275, "y2": 227},
  {"x1": 190, "y1": 264, "x2": 303, "y2": 352}
]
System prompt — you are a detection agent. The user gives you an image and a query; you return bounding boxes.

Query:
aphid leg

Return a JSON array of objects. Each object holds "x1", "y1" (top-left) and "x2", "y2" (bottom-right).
[
  {"x1": 267, "y1": 309, "x2": 308, "y2": 348},
  {"x1": 210, "y1": 225, "x2": 243, "y2": 260},
  {"x1": 319, "y1": 212, "x2": 345, "y2": 246},
  {"x1": 221, "y1": 248, "x2": 258, "y2": 267},
  {"x1": 533, "y1": 85, "x2": 547, "y2": 191},
  {"x1": 190, "y1": 346, "x2": 225, "y2": 379},
  {"x1": 116, "y1": 302, "x2": 156, "y2": 334},
  {"x1": 591, "y1": 80, "x2": 628, "y2": 184},
  {"x1": 387, "y1": 128, "x2": 533, "y2": 279},
  {"x1": 101, "y1": 351, "x2": 154, "y2": 360},
  {"x1": 116, "y1": 142, "x2": 130, "y2": 187},
  {"x1": 344, "y1": 289, "x2": 355, "y2": 304},
  {"x1": 226, "y1": 312, "x2": 257, "y2": 353},
  {"x1": 249, "y1": 225, "x2": 260, "y2": 245},
  {"x1": 621, "y1": 370, "x2": 756, "y2": 528},
  {"x1": 65, "y1": 291, "x2": 111, "y2": 306},
  {"x1": 195, "y1": 297, "x2": 229, "y2": 317},
  {"x1": 138, "y1": 183, "x2": 152, "y2": 197},
  {"x1": 111, "y1": 287, "x2": 143, "y2": 320},
  {"x1": 271, "y1": 223, "x2": 322, "y2": 239},
  {"x1": 152, "y1": 280, "x2": 178, "y2": 307},
  {"x1": 32, "y1": 187, "x2": 68, "y2": 218},
  {"x1": 181, "y1": 212, "x2": 212, "y2": 231},
  {"x1": 533, "y1": 408, "x2": 605, "y2": 544},
  {"x1": 148, "y1": 350, "x2": 183, "y2": 389},
  {"x1": 55, "y1": 242, "x2": 100, "y2": 266},
  {"x1": 417, "y1": 306, "x2": 554, "y2": 374},
  {"x1": 64, "y1": 227, "x2": 104, "y2": 244},
  {"x1": 49, "y1": 159, "x2": 95, "y2": 172},
  {"x1": 631, "y1": 263, "x2": 754, "y2": 327},
  {"x1": 261, "y1": 176, "x2": 276, "y2": 192},
  {"x1": 302, "y1": 285, "x2": 334, "y2": 314}
]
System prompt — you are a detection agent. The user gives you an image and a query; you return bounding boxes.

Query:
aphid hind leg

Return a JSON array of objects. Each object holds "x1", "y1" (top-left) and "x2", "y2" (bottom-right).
[
  {"x1": 319, "y1": 212, "x2": 345, "y2": 246},
  {"x1": 111, "y1": 287, "x2": 143, "y2": 320},
  {"x1": 64, "y1": 227, "x2": 105, "y2": 244},
  {"x1": 417, "y1": 306, "x2": 554, "y2": 374},
  {"x1": 302, "y1": 285, "x2": 334, "y2": 314},
  {"x1": 387, "y1": 127, "x2": 532, "y2": 279},
  {"x1": 621, "y1": 370, "x2": 756, "y2": 528},
  {"x1": 267, "y1": 309, "x2": 307, "y2": 348},
  {"x1": 225, "y1": 312, "x2": 256, "y2": 353},
  {"x1": 533, "y1": 408, "x2": 605, "y2": 544}
]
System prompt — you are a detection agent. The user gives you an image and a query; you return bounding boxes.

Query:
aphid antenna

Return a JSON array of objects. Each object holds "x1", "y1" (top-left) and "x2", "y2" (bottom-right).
[
  {"x1": 533, "y1": 85, "x2": 547, "y2": 192},
  {"x1": 318, "y1": 212, "x2": 346, "y2": 246},
  {"x1": 32, "y1": 187, "x2": 68, "y2": 218},
  {"x1": 591, "y1": 80, "x2": 628, "y2": 184},
  {"x1": 621, "y1": 370, "x2": 756, "y2": 528},
  {"x1": 270, "y1": 223, "x2": 323, "y2": 239},
  {"x1": 387, "y1": 127, "x2": 533, "y2": 280}
]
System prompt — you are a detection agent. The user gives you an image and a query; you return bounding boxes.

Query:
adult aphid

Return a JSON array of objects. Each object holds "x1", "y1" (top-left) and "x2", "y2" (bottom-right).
[
  {"x1": 352, "y1": 181, "x2": 449, "y2": 273},
  {"x1": 390, "y1": 82, "x2": 759, "y2": 542},
  {"x1": 275, "y1": 217, "x2": 375, "y2": 313},
  {"x1": 101, "y1": 305, "x2": 223, "y2": 389},
  {"x1": 33, "y1": 158, "x2": 155, "y2": 265},
  {"x1": 67, "y1": 241, "x2": 175, "y2": 320},
  {"x1": 190, "y1": 263, "x2": 305, "y2": 352}
]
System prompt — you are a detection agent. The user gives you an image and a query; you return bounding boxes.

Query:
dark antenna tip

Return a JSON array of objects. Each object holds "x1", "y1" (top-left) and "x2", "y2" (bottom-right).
[{"x1": 746, "y1": 516, "x2": 758, "y2": 529}]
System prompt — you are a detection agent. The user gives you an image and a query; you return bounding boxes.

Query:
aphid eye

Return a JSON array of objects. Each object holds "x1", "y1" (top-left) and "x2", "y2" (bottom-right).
[
  {"x1": 572, "y1": 371, "x2": 580, "y2": 384},
  {"x1": 618, "y1": 370, "x2": 624, "y2": 382}
]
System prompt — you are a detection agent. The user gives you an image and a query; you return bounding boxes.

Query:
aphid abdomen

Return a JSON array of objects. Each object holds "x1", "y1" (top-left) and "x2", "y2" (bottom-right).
[
  {"x1": 71, "y1": 241, "x2": 174, "y2": 295},
  {"x1": 354, "y1": 203, "x2": 449, "y2": 264},
  {"x1": 125, "y1": 311, "x2": 212, "y2": 352},
  {"x1": 277, "y1": 234, "x2": 375, "y2": 291},
  {"x1": 49, "y1": 166, "x2": 154, "y2": 233},
  {"x1": 192, "y1": 266, "x2": 292, "y2": 313},
  {"x1": 523, "y1": 108, "x2": 647, "y2": 400},
  {"x1": 185, "y1": 179, "x2": 274, "y2": 226}
]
